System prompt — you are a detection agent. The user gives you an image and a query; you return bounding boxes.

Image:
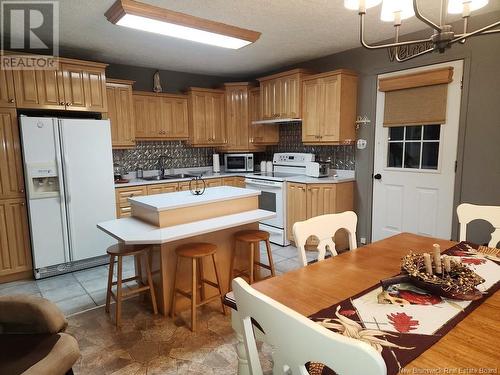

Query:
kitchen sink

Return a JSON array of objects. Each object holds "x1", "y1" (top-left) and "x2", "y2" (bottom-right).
[{"x1": 142, "y1": 173, "x2": 200, "y2": 181}]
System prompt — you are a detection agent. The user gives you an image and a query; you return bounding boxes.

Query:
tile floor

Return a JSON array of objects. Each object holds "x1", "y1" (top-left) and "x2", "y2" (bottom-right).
[{"x1": 0, "y1": 243, "x2": 315, "y2": 316}]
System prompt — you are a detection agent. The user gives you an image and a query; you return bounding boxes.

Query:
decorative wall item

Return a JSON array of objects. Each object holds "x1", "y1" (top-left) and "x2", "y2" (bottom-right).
[
  {"x1": 256, "y1": 123, "x2": 356, "y2": 171},
  {"x1": 113, "y1": 141, "x2": 216, "y2": 172},
  {"x1": 153, "y1": 70, "x2": 162, "y2": 93}
]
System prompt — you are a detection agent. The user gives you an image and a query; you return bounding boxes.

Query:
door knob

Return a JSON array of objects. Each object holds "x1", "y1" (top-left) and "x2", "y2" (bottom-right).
[{"x1": 374, "y1": 173, "x2": 382, "y2": 180}]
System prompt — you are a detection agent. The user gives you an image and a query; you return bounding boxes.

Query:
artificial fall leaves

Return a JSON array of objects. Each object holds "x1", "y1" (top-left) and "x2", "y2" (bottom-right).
[{"x1": 387, "y1": 312, "x2": 419, "y2": 333}]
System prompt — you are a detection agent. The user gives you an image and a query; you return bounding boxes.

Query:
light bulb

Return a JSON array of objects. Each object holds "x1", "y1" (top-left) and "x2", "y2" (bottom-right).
[
  {"x1": 344, "y1": 0, "x2": 383, "y2": 11},
  {"x1": 448, "y1": 0, "x2": 488, "y2": 14},
  {"x1": 380, "y1": 0, "x2": 415, "y2": 22}
]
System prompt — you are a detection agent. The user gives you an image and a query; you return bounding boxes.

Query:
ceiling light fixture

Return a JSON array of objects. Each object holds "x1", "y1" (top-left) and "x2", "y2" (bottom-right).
[
  {"x1": 345, "y1": 0, "x2": 500, "y2": 62},
  {"x1": 105, "y1": 0, "x2": 261, "y2": 49}
]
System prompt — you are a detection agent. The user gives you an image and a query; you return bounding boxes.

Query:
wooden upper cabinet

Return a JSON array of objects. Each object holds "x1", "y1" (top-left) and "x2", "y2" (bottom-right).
[
  {"x1": 0, "y1": 109, "x2": 25, "y2": 199},
  {"x1": 12, "y1": 57, "x2": 107, "y2": 112},
  {"x1": 160, "y1": 96, "x2": 188, "y2": 139},
  {"x1": 223, "y1": 83, "x2": 251, "y2": 151},
  {"x1": 258, "y1": 69, "x2": 312, "y2": 120},
  {"x1": 13, "y1": 69, "x2": 65, "y2": 110},
  {"x1": 133, "y1": 91, "x2": 188, "y2": 140},
  {"x1": 0, "y1": 69, "x2": 16, "y2": 107},
  {"x1": 249, "y1": 87, "x2": 278, "y2": 145},
  {"x1": 302, "y1": 69, "x2": 358, "y2": 145},
  {"x1": 0, "y1": 198, "x2": 32, "y2": 278},
  {"x1": 187, "y1": 87, "x2": 226, "y2": 147},
  {"x1": 106, "y1": 79, "x2": 135, "y2": 149}
]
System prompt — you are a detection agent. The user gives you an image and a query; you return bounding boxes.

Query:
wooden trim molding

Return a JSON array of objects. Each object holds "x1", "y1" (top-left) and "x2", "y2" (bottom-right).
[
  {"x1": 132, "y1": 90, "x2": 187, "y2": 99},
  {"x1": 257, "y1": 68, "x2": 314, "y2": 82},
  {"x1": 106, "y1": 78, "x2": 136, "y2": 86},
  {"x1": 379, "y1": 67, "x2": 454, "y2": 92},
  {"x1": 105, "y1": 0, "x2": 261, "y2": 43}
]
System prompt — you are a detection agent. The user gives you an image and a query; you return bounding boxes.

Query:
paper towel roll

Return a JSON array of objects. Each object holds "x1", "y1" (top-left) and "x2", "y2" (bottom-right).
[{"x1": 213, "y1": 154, "x2": 220, "y2": 173}]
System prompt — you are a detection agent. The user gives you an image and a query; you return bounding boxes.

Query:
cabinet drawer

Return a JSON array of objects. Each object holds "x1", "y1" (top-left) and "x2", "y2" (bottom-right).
[
  {"x1": 116, "y1": 186, "x2": 147, "y2": 206},
  {"x1": 147, "y1": 183, "x2": 178, "y2": 195},
  {"x1": 116, "y1": 205, "x2": 132, "y2": 218}
]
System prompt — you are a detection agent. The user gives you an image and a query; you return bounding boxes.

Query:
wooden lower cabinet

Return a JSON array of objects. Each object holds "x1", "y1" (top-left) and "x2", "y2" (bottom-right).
[
  {"x1": 286, "y1": 183, "x2": 308, "y2": 242},
  {"x1": 0, "y1": 198, "x2": 32, "y2": 281},
  {"x1": 222, "y1": 176, "x2": 245, "y2": 188},
  {"x1": 286, "y1": 182, "x2": 354, "y2": 250},
  {"x1": 115, "y1": 186, "x2": 148, "y2": 218},
  {"x1": 205, "y1": 178, "x2": 222, "y2": 188}
]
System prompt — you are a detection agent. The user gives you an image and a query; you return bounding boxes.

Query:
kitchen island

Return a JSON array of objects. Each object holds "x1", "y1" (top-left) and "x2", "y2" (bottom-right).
[{"x1": 98, "y1": 186, "x2": 275, "y2": 314}]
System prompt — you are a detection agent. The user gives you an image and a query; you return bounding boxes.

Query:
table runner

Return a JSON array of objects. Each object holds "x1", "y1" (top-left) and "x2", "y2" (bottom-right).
[{"x1": 307, "y1": 242, "x2": 499, "y2": 375}]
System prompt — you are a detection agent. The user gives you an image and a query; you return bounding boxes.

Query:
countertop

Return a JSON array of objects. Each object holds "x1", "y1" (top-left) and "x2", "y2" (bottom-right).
[
  {"x1": 97, "y1": 209, "x2": 276, "y2": 244},
  {"x1": 115, "y1": 169, "x2": 355, "y2": 188},
  {"x1": 129, "y1": 186, "x2": 261, "y2": 212}
]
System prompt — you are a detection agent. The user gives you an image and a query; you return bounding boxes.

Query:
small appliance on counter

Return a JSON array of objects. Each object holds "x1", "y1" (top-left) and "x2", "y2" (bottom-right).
[
  {"x1": 305, "y1": 161, "x2": 330, "y2": 178},
  {"x1": 224, "y1": 153, "x2": 254, "y2": 172},
  {"x1": 212, "y1": 154, "x2": 220, "y2": 173}
]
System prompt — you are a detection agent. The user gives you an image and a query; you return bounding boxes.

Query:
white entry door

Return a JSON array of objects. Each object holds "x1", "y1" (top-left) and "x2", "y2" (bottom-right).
[{"x1": 372, "y1": 60, "x2": 463, "y2": 242}]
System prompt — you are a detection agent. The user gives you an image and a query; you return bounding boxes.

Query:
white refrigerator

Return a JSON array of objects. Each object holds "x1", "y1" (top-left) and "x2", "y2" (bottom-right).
[{"x1": 20, "y1": 116, "x2": 116, "y2": 278}]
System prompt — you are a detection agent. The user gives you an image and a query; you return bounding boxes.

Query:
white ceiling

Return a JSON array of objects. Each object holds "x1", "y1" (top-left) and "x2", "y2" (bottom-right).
[{"x1": 57, "y1": 0, "x2": 500, "y2": 77}]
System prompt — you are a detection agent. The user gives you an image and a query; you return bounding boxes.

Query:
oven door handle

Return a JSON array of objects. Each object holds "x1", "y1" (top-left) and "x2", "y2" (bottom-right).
[{"x1": 245, "y1": 181, "x2": 283, "y2": 189}]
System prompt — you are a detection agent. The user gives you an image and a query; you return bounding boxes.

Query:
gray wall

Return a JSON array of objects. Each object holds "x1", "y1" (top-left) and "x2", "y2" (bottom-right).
[
  {"x1": 260, "y1": 11, "x2": 500, "y2": 244},
  {"x1": 106, "y1": 63, "x2": 239, "y2": 93}
]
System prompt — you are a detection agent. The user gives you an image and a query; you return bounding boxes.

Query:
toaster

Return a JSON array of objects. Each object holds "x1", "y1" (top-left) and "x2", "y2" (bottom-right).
[{"x1": 305, "y1": 162, "x2": 330, "y2": 178}]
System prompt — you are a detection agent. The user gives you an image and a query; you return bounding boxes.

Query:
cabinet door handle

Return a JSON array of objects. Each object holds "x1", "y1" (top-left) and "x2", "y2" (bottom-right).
[
  {"x1": 60, "y1": 101, "x2": 65, "y2": 105},
  {"x1": 8, "y1": 99, "x2": 14, "y2": 103},
  {"x1": 66, "y1": 102, "x2": 72, "y2": 106},
  {"x1": 20, "y1": 189, "x2": 24, "y2": 193}
]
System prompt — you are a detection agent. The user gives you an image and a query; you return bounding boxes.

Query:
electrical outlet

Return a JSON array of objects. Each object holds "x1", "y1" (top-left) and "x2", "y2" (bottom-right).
[{"x1": 360, "y1": 237, "x2": 367, "y2": 245}]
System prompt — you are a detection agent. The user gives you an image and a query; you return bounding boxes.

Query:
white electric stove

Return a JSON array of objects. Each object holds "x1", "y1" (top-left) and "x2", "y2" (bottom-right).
[{"x1": 245, "y1": 153, "x2": 315, "y2": 246}]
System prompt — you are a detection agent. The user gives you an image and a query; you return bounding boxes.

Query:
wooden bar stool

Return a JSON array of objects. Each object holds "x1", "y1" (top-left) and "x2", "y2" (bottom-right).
[
  {"x1": 229, "y1": 229, "x2": 276, "y2": 289},
  {"x1": 105, "y1": 243, "x2": 158, "y2": 327},
  {"x1": 170, "y1": 242, "x2": 225, "y2": 331}
]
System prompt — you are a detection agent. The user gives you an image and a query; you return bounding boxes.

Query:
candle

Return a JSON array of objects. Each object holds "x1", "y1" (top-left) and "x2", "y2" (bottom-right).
[
  {"x1": 433, "y1": 244, "x2": 442, "y2": 274},
  {"x1": 443, "y1": 255, "x2": 451, "y2": 272},
  {"x1": 423, "y1": 253, "x2": 433, "y2": 275}
]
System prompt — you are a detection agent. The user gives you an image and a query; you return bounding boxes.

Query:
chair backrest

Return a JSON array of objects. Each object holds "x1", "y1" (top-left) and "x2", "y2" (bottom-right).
[
  {"x1": 457, "y1": 203, "x2": 500, "y2": 248},
  {"x1": 293, "y1": 211, "x2": 358, "y2": 267},
  {"x1": 232, "y1": 278, "x2": 386, "y2": 375}
]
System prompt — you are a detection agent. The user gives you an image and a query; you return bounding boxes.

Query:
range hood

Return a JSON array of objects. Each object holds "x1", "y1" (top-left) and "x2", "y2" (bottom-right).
[{"x1": 252, "y1": 118, "x2": 302, "y2": 124}]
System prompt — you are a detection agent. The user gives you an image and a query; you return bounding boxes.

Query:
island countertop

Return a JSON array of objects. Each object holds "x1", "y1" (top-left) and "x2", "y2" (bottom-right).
[
  {"x1": 98, "y1": 209, "x2": 275, "y2": 244},
  {"x1": 128, "y1": 186, "x2": 261, "y2": 212}
]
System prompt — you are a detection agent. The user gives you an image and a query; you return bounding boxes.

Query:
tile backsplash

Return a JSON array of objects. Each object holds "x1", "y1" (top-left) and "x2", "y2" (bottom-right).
[
  {"x1": 113, "y1": 141, "x2": 216, "y2": 172},
  {"x1": 256, "y1": 123, "x2": 355, "y2": 170},
  {"x1": 113, "y1": 123, "x2": 355, "y2": 173}
]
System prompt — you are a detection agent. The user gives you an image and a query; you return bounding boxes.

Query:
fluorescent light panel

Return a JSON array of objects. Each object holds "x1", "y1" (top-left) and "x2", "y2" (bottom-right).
[
  {"x1": 105, "y1": 0, "x2": 260, "y2": 50},
  {"x1": 117, "y1": 14, "x2": 251, "y2": 49}
]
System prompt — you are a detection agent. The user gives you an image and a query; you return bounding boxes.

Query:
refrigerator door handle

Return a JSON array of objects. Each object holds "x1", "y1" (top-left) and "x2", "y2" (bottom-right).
[
  {"x1": 53, "y1": 121, "x2": 71, "y2": 263},
  {"x1": 58, "y1": 122, "x2": 75, "y2": 261}
]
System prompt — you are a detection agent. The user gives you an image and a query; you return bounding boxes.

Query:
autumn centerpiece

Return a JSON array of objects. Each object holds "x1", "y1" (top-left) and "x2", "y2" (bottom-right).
[{"x1": 400, "y1": 244, "x2": 484, "y2": 301}]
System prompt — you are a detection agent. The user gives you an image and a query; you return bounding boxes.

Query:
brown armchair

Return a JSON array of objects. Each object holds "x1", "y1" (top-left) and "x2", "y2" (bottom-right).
[{"x1": 0, "y1": 294, "x2": 80, "y2": 375}]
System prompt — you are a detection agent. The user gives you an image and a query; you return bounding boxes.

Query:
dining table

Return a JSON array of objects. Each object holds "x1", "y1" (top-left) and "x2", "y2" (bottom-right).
[{"x1": 228, "y1": 232, "x2": 499, "y2": 374}]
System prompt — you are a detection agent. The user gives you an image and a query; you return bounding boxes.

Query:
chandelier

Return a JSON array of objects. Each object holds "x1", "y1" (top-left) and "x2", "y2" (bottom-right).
[{"x1": 345, "y1": 0, "x2": 500, "y2": 61}]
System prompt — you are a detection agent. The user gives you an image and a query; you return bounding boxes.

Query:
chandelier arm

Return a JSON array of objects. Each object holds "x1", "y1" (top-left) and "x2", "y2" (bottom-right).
[
  {"x1": 359, "y1": 13, "x2": 432, "y2": 50},
  {"x1": 451, "y1": 20, "x2": 500, "y2": 44},
  {"x1": 393, "y1": 46, "x2": 435, "y2": 63},
  {"x1": 413, "y1": 0, "x2": 442, "y2": 32}
]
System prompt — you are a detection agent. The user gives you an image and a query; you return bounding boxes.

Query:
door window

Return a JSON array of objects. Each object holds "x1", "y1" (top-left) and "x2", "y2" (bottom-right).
[
  {"x1": 258, "y1": 191, "x2": 277, "y2": 213},
  {"x1": 387, "y1": 125, "x2": 440, "y2": 170}
]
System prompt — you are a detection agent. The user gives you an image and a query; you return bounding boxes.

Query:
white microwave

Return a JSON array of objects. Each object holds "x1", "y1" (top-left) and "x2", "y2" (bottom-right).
[{"x1": 224, "y1": 153, "x2": 254, "y2": 172}]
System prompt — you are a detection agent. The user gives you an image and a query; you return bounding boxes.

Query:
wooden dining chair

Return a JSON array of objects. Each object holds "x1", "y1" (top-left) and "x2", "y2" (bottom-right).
[
  {"x1": 457, "y1": 203, "x2": 500, "y2": 247},
  {"x1": 293, "y1": 211, "x2": 358, "y2": 267},
  {"x1": 232, "y1": 277, "x2": 386, "y2": 375}
]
